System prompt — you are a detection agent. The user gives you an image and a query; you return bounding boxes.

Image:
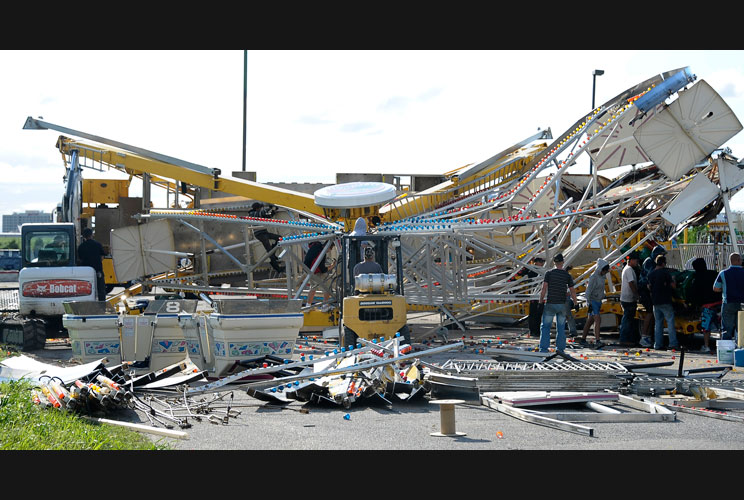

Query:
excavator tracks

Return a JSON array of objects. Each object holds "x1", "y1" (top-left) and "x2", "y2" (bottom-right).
[{"x1": 0, "y1": 315, "x2": 47, "y2": 351}]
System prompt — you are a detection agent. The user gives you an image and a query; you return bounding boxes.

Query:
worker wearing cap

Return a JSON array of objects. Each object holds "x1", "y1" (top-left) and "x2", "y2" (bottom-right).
[
  {"x1": 618, "y1": 251, "x2": 641, "y2": 345},
  {"x1": 354, "y1": 245, "x2": 383, "y2": 276},
  {"x1": 538, "y1": 253, "x2": 578, "y2": 353}
]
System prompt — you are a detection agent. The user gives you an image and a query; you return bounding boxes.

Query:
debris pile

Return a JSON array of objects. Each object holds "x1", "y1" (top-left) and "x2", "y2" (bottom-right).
[
  {"x1": 1, "y1": 338, "x2": 466, "y2": 433},
  {"x1": 247, "y1": 342, "x2": 426, "y2": 408},
  {"x1": 5, "y1": 334, "x2": 743, "y2": 442},
  {"x1": 186, "y1": 337, "x2": 464, "y2": 408},
  {"x1": 420, "y1": 341, "x2": 744, "y2": 435}
]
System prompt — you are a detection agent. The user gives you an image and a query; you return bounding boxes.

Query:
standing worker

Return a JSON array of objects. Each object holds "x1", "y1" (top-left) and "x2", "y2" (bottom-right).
[
  {"x1": 350, "y1": 217, "x2": 368, "y2": 237},
  {"x1": 713, "y1": 252, "x2": 744, "y2": 342},
  {"x1": 618, "y1": 252, "x2": 641, "y2": 346},
  {"x1": 303, "y1": 240, "x2": 329, "y2": 307},
  {"x1": 690, "y1": 257, "x2": 721, "y2": 353},
  {"x1": 563, "y1": 265, "x2": 579, "y2": 338},
  {"x1": 518, "y1": 256, "x2": 545, "y2": 338},
  {"x1": 647, "y1": 254, "x2": 679, "y2": 350},
  {"x1": 538, "y1": 253, "x2": 578, "y2": 353},
  {"x1": 578, "y1": 258, "x2": 610, "y2": 349},
  {"x1": 248, "y1": 202, "x2": 285, "y2": 274},
  {"x1": 77, "y1": 227, "x2": 107, "y2": 302},
  {"x1": 638, "y1": 245, "x2": 667, "y2": 347}
]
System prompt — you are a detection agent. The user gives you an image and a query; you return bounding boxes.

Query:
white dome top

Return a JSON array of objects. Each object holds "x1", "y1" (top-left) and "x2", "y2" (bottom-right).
[{"x1": 314, "y1": 182, "x2": 397, "y2": 208}]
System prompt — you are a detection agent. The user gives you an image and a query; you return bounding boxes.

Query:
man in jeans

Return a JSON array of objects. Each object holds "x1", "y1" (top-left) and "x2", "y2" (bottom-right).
[
  {"x1": 619, "y1": 252, "x2": 641, "y2": 346},
  {"x1": 522, "y1": 256, "x2": 545, "y2": 338},
  {"x1": 713, "y1": 252, "x2": 744, "y2": 342},
  {"x1": 647, "y1": 254, "x2": 679, "y2": 350},
  {"x1": 538, "y1": 253, "x2": 578, "y2": 353}
]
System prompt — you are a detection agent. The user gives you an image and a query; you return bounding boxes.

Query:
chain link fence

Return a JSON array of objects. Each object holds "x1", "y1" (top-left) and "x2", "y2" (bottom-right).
[{"x1": 677, "y1": 243, "x2": 737, "y2": 272}]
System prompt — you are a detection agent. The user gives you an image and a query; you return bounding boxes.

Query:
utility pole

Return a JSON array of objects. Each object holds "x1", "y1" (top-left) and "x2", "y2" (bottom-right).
[
  {"x1": 590, "y1": 69, "x2": 604, "y2": 176},
  {"x1": 590, "y1": 69, "x2": 604, "y2": 204},
  {"x1": 242, "y1": 50, "x2": 247, "y2": 172}
]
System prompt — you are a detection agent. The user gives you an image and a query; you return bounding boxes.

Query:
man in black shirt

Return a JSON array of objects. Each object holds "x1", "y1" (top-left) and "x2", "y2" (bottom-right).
[
  {"x1": 248, "y1": 202, "x2": 284, "y2": 273},
  {"x1": 689, "y1": 257, "x2": 721, "y2": 353},
  {"x1": 520, "y1": 257, "x2": 544, "y2": 338},
  {"x1": 647, "y1": 255, "x2": 679, "y2": 350},
  {"x1": 303, "y1": 241, "x2": 329, "y2": 306},
  {"x1": 538, "y1": 253, "x2": 578, "y2": 353},
  {"x1": 77, "y1": 227, "x2": 107, "y2": 301}
]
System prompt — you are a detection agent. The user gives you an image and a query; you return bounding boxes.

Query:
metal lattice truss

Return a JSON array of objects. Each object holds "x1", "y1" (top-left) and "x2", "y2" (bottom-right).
[{"x1": 136, "y1": 67, "x2": 744, "y2": 325}]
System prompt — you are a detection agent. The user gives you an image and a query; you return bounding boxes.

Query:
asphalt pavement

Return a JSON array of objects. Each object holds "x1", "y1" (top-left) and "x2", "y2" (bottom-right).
[{"x1": 16, "y1": 311, "x2": 744, "y2": 452}]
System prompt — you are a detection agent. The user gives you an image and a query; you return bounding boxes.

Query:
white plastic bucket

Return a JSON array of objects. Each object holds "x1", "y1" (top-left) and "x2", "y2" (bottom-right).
[{"x1": 717, "y1": 339, "x2": 736, "y2": 364}]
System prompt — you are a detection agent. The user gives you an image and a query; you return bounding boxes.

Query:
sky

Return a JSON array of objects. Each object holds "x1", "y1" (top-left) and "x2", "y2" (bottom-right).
[{"x1": 1, "y1": 49, "x2": 744, "y2": 221}]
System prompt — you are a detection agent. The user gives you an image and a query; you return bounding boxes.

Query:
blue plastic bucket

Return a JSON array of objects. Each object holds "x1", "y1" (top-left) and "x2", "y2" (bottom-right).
[{"x1": 735, "y1": 348, "x2": 744, "y2": 367}]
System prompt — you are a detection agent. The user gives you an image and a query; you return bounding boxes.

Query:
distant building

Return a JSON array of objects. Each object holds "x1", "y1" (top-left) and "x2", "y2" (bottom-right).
[{"x1": 2, "y1": 210, "x2": 52, "y2": 233}]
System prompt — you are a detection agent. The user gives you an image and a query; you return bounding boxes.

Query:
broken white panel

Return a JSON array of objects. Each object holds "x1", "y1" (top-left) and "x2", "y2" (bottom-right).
[
  {"x1": 633, "y1": 80, "x2": 743, "y2": 181},
  {"x1": 663, "y1": 156, "x2": 744, "y2": 226},
  {"x1": 661, "y1": 174, "x2": 720, "y2": 225},
  {"x1": 510, "y1": 177, "x2": 553, "y2": 214},
  {"x1": 717, "y1": 155, "x2": 744, "y2": 192},
  {"x1": 500, "y1": 177, "x2": 554, "y2": 236},
  {"x1": 0, "y1": 355, "x2": 106, "y2": 384},
  {"x1": 111, "y1": 219, "x2": 176, "y2": 282},
  {"x1": 586, "y1": 104, "x2": 663, "y2": 170}
]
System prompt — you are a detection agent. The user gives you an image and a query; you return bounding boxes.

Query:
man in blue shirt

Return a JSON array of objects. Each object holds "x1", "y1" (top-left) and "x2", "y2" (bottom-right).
[{"x1": 713, "y1": 252, "x2": 744, "y2": 342}]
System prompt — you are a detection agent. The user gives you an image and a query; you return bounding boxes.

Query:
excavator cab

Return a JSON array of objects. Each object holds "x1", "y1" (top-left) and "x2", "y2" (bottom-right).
[
  {"x1": 21, "y1": 223, "x2": 77, "y2": 268},
  {"x1": 13, "y1": 222, "x2": 97, "y2": 348}
]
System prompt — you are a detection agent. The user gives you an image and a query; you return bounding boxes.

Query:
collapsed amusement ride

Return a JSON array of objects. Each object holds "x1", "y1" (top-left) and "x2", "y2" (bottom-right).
[{"x1": 2, "y1": 66, "x2": 743, "y2": 370}]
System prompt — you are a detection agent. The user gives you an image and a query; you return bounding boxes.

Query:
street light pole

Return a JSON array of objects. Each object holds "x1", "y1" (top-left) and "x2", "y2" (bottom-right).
[
  {"x1": 591, "y1": 69, "x2": 605, "y2": 257},
  {"x1": 590, "y1": 69, "x2": 604, "y2": 176},
  {"x1": 242, "y1": 50, "x2": 247, "y2": 172}
]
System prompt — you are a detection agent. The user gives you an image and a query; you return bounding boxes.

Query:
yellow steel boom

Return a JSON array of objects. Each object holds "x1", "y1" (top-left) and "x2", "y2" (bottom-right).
[{"x1": 24, "y1": 117, "x2": 322, "y2": 216}]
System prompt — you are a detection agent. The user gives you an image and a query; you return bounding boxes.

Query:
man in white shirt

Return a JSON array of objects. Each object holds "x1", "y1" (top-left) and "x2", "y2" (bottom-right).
[{"x1": 618, "y1": 252, "x2": 641, "y2": 345}]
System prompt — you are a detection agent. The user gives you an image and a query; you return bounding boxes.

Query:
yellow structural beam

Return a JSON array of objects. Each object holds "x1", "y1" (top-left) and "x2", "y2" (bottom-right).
[
  {"x1": 381, "y1": 143, "x2": 547, "y2": 222},
  {"x1": 58, "y1": 138, "x2": 323, "y2": 216}
]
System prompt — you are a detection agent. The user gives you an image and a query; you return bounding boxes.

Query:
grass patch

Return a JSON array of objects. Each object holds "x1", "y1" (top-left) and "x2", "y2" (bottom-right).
[{"x1": 0, "y1": 350, "x2": 171, "y2": 450}]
